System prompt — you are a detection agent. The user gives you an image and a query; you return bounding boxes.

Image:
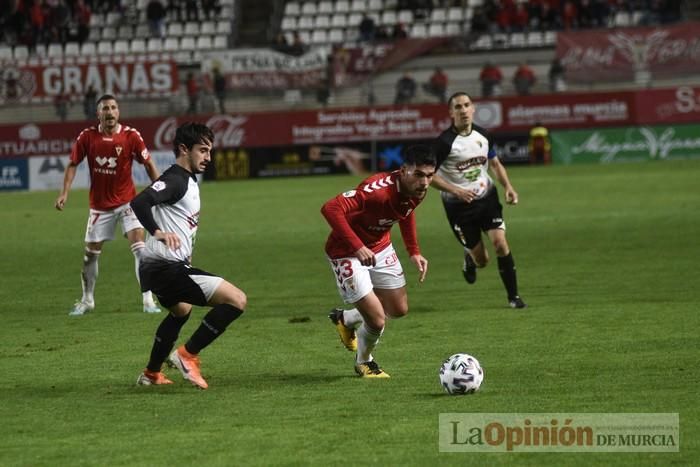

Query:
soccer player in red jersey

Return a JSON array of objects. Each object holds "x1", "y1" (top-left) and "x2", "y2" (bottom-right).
[
  {"x1": 55, "y1": 94, "x2": 161, "y2": 316},
  {"x1": 322, "y1": 145, "x2": 436, "y2": 378}
]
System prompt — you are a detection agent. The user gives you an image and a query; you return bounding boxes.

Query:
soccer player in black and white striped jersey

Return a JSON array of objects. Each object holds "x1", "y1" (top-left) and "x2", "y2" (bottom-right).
[
  {"x1": 431, "y1": 92, "x2": 526, "y2": 309},
  {"x1": 131, "y1": 122, "x2": 247, "y2": 388}
]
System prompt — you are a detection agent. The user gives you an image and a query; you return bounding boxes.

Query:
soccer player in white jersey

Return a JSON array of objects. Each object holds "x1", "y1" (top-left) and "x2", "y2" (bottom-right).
[
  {"x1": 55, "y1": 94, "x2": 162, "y2": 316},
  {"x1": 130, "y1": 122, "x2": 247, "y2": 389},
  {"x1": 432, "y1": 92, "x2": 526, "y2": 309}
]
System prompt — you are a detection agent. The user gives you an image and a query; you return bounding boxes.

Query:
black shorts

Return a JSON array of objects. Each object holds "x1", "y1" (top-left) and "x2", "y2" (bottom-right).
[
  {"x1": 441, "y1": 187, "x2": 505, "y2": 249},
  {"x1": 139, "y1": 260, "x2": 223, "y2": 308}
]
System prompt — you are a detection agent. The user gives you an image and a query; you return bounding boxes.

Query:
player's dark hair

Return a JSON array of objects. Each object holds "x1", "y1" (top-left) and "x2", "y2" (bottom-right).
[
  {"x1": 96, "y1": 94, "x2": 117, "y2": 107},
  {"x1": 403, "y1": 144, "x2": 436, "y2": 167},
  {"x1": 447, "y1": 91, "x2": 471, "y2": 108},
  {"x1": 173, "y1": 122, "x2": 215, "y2": 157}
]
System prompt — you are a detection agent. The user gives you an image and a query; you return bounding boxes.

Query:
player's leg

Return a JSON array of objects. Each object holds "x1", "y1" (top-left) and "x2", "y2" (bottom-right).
[
  {"x1": 352, "y1": 292, "x2": 390, "y2": 378},
  {"x1": 122, "y1": 204, "x2": 161, "y2": 313},
  {"x1": 170, "y1": 268, "x2": 243, "y2": 389},
  {"x1": 327, "y1": 256, "x2": 369, "y2": 352},
  {"x1": 70, "y1": 209, "x2": 115, "y2": 315},
  {"x1": 137, "y1": 302, "x2": 192, "y2": 386},
  {"x1": 443, "y1": 199, "x2": 483, "y2": 284},
  {"x1": 483, "y1": 190, "x2": 526, "y2": 308},
  {"x1": 486, "y1": 228, "x2": 526, "y2": 309}
]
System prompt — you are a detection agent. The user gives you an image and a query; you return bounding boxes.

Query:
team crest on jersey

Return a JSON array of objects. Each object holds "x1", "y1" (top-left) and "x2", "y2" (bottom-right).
[
  {"x1": 115, "y1": 145, "x2": 123, "y2": 156},
  {"x1": 151, "y1": 181, "x2": 166, "y2": 192},
  {"x1": 342, "y1": 190, "x2": 356, "y2": 198}
]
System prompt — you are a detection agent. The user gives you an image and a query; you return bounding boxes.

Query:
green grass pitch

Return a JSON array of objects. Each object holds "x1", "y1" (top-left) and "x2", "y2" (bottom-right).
[{"x1": 1, "y1": 159, "x2": 698, "y2": 466}]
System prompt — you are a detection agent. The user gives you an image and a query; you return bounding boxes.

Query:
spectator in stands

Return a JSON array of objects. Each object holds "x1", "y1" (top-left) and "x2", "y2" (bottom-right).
[
  {"x1": 212, "y1": 67, "x2": 227, "y2": 114},
  {"x1": 422, "y1": 67, "x2": 449, "y2": 103},
  {"x1": 513, "y1": 61, "x2": 536, "y2": 95},
  {"x1": 548, "y1": 58, "x2": 566, "y2": 92},
  {"x1": 394, "y1": 72, "x2": 417, "y2": 105},
  {"x1": 54, "y1": 88, "x2": 70, "y2": 122},
  {"x1": 272, "y1": 32, "x2": 290, "y2": 54},
  {"x1": 75, "y1": 0, "x2": 92, "y2": 44},
  {"x1": 146, "y1": 0, "x2": 166, "y2": 38},
  {"x1": 468, "y1": 6, "x2": 490, "y2": 44},
  {"x1": 561, "y1": 0, "x2": 578, "y2": 29},
  {"x1": 185, "y1": 0, "x2": 199, "y2": 21},
  {"x1": 358, "y1": 14, "x2": 376, "y2": 42},
  {"x1": 479, "y1": 61, "x2": 503, "y2": 97},
  {"x1": 28, "y1": 1, "x2": 47, "y2": 48},
  {"x1": 167, "y1": 0, "x2": 182, "y2": 22},
  {"x1": 528, "y1": 122, "x2": 551, "y2": 164},
  {"x1": 392, "y1": 22, "x2": 408, "y2": 39},
  {"x1": 512, "y1": 3, "x2": 529, "y2": 32},
  {"x1": 186, "y1": 72, "x2": 200, "y2": 114},
  {"x1": 289, "y1": 31, "x2": 307, "y2": 56},
  {"x1": 201, "y1": 0, "x2": 222, "y2": 20},
  {"x1": 83, "y1": 85, "x2": 97, "y2": 120}
]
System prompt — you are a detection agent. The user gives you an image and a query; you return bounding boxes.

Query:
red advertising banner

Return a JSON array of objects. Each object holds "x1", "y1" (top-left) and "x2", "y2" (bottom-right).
[
  {"x1": 2, "y1": 86, "x2": 699, "y2": 159},
  {"x1": 557, "y1": 22, "x2": 700, "y2": 82},
  {"x1": 332, "y1": 37, "x2": 449, "y2": 86},
  {"x1": 0, "y1": 55, "x2": 179, "y2": 104},
  {"x1": 200, "y1": 48, "x2": 329, "y2": 90}
]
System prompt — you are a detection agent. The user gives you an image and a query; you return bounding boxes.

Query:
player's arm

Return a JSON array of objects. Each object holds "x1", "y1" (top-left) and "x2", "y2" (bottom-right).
[
  {"x1": 130, "y1": 174, "x2": 187, "y2": 250},
  {"x1": 489, "y1": 156, "x2": 518, "y2": 205},
  {"x1": 55, "y1": 162, "x2": 79, "y2": 210},
  {"x1": 56, "y1": 132, "x2": 88, "y2": 210},
  {"x1": 429, "y1": 136, "x2": 477, "y2": 203},
  {"x1": 143, "y1": 157, "x2": 160, "y2": 182},
  {"x1": 321, "y1": 193, "x2": 375, "y2": 266},
  {"x1": 399, "y1": 212, "x2": 428, "y2": 282}
]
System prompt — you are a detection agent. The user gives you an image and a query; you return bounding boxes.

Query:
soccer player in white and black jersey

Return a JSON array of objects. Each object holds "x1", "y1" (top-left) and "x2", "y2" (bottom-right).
[
  {"x1": 432, "y1": 92, "x2": 526, "y2": 309},
  {"x1": 130, "y1": 122, "x2": 247, "y2": 389}
]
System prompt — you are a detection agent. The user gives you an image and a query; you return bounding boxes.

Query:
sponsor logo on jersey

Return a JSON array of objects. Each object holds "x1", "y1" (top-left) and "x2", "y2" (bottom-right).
[
  {"x1": 342, "y1": 190, "x2": 356, "y2": 198},
  {"x1": 94, "y1": 156, "x2": 118, "y2": 174},
  {"x1": 456, "y1": 156, "x2": 487, "y2": 171}
]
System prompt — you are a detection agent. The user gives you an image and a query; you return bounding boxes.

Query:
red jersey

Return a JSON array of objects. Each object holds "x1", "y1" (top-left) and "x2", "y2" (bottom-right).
[
  {"x1": 321, "y1": 170, "x2": 424, "y2": 259},
  {"x1": 70, "y1": 123, "x2": 151, "y2": 210}
]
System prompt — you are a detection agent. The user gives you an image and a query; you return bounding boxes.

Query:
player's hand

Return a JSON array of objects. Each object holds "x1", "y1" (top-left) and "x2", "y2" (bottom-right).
[
  {"x1": 154, "y1": 230, "x2": 181, "y2": 251},
  {"x1": 455, "y1": 187, "x2": 478, "y2": 204},
  {"x1": 354, "y1": 246, "x2": 376, "y2": 267},
  {"x1": 505, "y1": 187, "x2": 519, "y2": 205},
  {"x1": 410, "y1": 255, "x2": 429, "y2": 283},
  {"x1": 55, "y1": 194, "x2": 67, "y2": 211}
]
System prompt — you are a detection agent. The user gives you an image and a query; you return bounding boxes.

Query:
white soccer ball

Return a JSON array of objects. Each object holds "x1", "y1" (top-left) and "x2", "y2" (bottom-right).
[{"x1": 439, "y1": 353, "x2": 484, "y2": 395}]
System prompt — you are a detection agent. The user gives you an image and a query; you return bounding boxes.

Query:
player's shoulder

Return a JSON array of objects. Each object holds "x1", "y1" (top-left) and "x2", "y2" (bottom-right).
[
  {"x1": 357, "y1": 171, "x2": 397, "y2": 196},
  {"x1": 121, "y1": 124, "x2": 145, "y2": 138},
  {"x1": 437, "y1": 125, "x2": 457, "y2": 143},
  {"x1": 471, "y1": 123, "x2": 490, "y2": 139},
  {"x1": 76, "y1": 125, "x2": 99, "y2": 140}
]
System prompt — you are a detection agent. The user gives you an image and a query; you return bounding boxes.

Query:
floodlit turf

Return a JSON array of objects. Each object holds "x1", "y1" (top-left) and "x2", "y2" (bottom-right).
[{"x1": 1, "y1": 159, "x2": 698, "y2": 466}]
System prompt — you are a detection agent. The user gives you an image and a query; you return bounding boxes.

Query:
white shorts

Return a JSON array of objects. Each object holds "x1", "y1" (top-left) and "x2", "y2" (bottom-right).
[
  {"x1": 327, "y1": 244, "x2": 406, "y2": 304},
  {"x1": 84, "y1": 203, "x2": 144, "y2": 243}
]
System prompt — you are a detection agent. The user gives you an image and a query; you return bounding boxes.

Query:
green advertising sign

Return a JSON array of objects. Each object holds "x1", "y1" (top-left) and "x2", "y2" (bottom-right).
[{"x1": 551, "y1": 125, "x2": 700, "y2": 164}]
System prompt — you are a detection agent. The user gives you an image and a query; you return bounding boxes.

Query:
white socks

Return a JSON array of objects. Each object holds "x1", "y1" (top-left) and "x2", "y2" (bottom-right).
[
  {"x1": 81, "y1": 248, "x2": 100, "y2": 305},
  {"x1": 130, "y1": 241, "x2": 157, "y2": 306},
  {"x1": 341, "y1": 308, "x2": 363, "y2": 329},
  {"x1": 356, "y1": 323, "x2": 384, "y2": 364}
]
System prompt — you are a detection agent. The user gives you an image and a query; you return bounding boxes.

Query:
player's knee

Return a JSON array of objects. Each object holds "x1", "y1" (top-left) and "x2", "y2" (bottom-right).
[
  {"x1": 387, "y1": 302, "x2": 409, "y2": 318},
  {"x1": 493, "y1": 242, "x2": 509, "y2": 257},
  {"x1": 365, "y1": 314, "x2": 385, "y2": 329},
  {"x1": 228, "y1": 289, "x2": 247, "y2": 311}
]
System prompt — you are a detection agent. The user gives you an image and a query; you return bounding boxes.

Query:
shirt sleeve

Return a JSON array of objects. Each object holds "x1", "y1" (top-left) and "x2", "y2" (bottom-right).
[
  {"x1": 432, "y1": 133, "x2": 452, "y2": 169},
  {"x1": 129, "y1": 130, "x2": 151, "y2": 164},
  {"x1": 398, "y1": 210, "x2": 420, "y2": 257},
  {"x1": 320, "y1": 191, "x2": 366, "y2": 253},
  {"x1": 130, "y1": 170, "x2": 187, "y2": 235},
  {"x1": 70, "y1": 129, "x2": 89, "y2": 165}
]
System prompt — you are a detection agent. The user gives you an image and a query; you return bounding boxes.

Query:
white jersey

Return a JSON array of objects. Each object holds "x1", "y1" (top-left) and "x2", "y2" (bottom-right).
[
  {"x1": 131, "y1": 164, "x2": 200, "y2": 263},
  {"x1": 433, "y1": 124, "x2": 496, "y2": 201}
]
